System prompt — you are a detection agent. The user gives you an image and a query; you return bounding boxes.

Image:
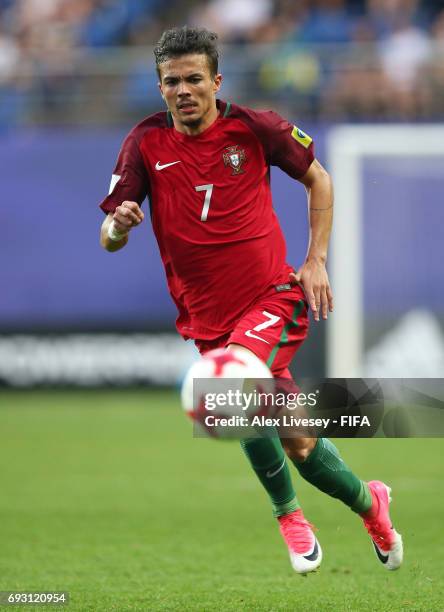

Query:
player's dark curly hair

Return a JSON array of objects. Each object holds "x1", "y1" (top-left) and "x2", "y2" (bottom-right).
[{"x1": 154, "y1": 26, "x2": 219, "y2": 78}]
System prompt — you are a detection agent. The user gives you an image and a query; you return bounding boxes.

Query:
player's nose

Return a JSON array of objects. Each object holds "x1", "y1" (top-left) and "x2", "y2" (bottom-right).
[{"x1": 177, "y1": 79, "x2": 191, "y2": 96}]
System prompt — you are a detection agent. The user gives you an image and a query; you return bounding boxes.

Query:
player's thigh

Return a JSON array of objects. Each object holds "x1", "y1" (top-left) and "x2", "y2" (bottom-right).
[{"x1": 227, "y1": 291, "x2": 309, "y2": 377}]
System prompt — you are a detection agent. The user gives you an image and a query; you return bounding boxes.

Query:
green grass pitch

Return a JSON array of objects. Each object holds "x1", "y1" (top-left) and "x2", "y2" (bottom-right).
[{"x1": 0, "y1": 390, "x2": 442, "y2": 611}]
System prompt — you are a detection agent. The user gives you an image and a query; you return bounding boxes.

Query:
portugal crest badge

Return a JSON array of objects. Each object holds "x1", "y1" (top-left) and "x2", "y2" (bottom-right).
[{"x1": 223, "y1": 145, "x2": 246, "y2": 175}]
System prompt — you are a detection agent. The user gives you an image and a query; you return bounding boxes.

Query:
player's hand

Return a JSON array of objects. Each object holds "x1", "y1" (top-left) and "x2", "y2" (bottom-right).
[
  {"x1": 289, "y1": 260, "x2": 333, "y2": 322},
  {"x1": 112, "y1": 201, "x2": 144, "y2": 234}
]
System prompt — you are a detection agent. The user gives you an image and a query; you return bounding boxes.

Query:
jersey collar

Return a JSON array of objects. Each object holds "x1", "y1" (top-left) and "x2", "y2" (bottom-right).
[{"x1": 218, "y1": 99, "x2": 231, "y2": 117}]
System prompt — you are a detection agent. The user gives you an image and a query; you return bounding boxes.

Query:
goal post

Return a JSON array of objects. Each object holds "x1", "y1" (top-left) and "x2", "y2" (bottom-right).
[{"x1": 326, "y1": 124, "x2": 444, "y2": 377}]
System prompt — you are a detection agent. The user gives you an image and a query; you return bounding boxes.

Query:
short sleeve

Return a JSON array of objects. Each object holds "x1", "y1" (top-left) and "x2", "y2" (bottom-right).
[
  {"x1": 256, "y1": 111, "x2": 315, "y2": 179},
  {"x1": 99, "y1": 133, "x2": 149, "y2": 214}
]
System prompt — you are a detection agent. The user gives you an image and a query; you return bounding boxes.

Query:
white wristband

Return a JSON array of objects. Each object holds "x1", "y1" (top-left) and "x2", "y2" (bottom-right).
[{"x1": 107, "y1": 221, "x2": 128, "y2": 242}]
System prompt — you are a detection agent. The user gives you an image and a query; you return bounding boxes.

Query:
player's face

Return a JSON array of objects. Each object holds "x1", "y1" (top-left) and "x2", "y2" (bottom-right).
[{"x1": 158, "y1": 54, "x2": 222, "y2": 135}]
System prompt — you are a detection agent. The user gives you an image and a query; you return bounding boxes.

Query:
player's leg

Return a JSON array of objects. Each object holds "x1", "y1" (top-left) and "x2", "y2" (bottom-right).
[
  {"x1": 229, "y1": 345, "x2": 322, "y2": 574},
  {"x1": 271, "y1": 380, "x2": 403, "y2": 570},
  {"x1": 240, "y1": 435, "x2": 300, "y2": 519},
  {"x1": 282, "y1": 436, "x2": 372, "y2": 513},
  {"x1": 226, "y1": 345, "x2": 301, "y2": 520},
  {"x1": 195, "y1": 336, "x2": 300, "y2": 523},
  {"x1": 227, "y1": 289, "x2": 322, "y2": 573},
  {"x1": 286, "y1": 437, "x2": 402, "y2": 569},
  {"x1": 270, "y1": 375, "x2": 369, "y2": 512},
  {"x1": 237, "y1": 287, "x2": 402, "y2": 571}
]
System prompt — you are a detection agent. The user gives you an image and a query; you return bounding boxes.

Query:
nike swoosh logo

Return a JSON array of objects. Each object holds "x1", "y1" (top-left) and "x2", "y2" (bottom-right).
[
  {"x1": 155, "y1": 161, "x2": 181, "y2": 171},
  {"x1": 266, "y1": 459, "x2": 286, "y2": 478},
  {"x1": 303, "y1": 539, "x2": 319, "y2": 561},
  {"x1": 373, "y1": 542, "x2": 389, "y2": 564},
  {"x1": 245, "y1": 330, "x2": 270, "y2": 344}
]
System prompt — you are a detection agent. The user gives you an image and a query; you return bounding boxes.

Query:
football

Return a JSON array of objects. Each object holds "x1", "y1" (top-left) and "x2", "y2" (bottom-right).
[{"x1": 181, "y1": 347, "x2": 274, "y2": 438}]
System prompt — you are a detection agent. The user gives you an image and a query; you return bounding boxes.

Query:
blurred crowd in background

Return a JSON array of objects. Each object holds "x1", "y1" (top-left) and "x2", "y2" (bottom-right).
[{"x1": 1, "y1": 0, "x2": 444, "y2": 125}]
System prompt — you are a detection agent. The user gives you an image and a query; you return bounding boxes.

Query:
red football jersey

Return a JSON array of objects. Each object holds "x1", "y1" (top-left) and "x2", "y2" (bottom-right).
[{"x1": 100, "y1": 99, "x2": 314, "y2": 340}]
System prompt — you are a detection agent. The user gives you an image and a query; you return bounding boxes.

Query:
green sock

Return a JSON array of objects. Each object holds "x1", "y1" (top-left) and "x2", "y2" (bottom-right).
[
  {"x1": 292, "y1": 438, "x2": 372, "y2": 514},
  {"x1": 240, "y1": 436, "x2": 300, "y2": 517}
]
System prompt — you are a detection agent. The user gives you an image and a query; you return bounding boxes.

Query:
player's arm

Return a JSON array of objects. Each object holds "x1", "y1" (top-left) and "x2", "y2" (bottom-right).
[
  {"x1": 100, "y1": 202, "x2": 145, "y2": 253},
  {"x1": 99, "y1": 131, "x2": 148, "y2": 252},
  {"x1": 290, "y1": 159, "x2": 334, "y2": 321}
]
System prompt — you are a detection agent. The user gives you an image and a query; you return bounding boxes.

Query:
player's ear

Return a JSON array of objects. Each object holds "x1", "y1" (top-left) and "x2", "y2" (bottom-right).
[
  {"x1": 213, "y1": 73, "x2": 222, "y2": 93},
  {"x1": 158, "y1": 82, "x2": 165, "y2": 100}
]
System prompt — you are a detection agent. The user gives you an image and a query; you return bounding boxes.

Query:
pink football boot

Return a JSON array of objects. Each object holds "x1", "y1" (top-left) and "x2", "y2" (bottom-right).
[
  {"x1": 278, "y1": 509, "x2": 322, "y2": 574},
  {"x1": 361, "y1": 481, "x2": 403, "y2": 570}
]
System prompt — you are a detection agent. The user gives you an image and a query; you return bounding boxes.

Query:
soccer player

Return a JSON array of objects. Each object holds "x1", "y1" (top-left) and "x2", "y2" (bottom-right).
[{"x1": 99, "y1": 26, "x2": 403, "y2": 574}]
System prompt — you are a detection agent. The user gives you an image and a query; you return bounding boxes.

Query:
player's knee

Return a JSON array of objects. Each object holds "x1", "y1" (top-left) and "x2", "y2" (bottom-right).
[{"x1": 282, "y1": 437, "x2": 317, "y2": 463}]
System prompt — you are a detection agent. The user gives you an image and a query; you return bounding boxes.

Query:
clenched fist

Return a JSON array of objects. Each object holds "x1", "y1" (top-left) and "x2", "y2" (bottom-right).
[{"x1": 112, "y1": 201, "x2": 144, "y2": 234}]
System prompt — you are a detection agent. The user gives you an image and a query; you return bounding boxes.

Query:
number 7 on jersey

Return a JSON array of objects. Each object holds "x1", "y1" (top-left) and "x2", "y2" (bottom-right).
[{"x1": 195, "y1": 184, "x2": 214, "y2": 222}]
